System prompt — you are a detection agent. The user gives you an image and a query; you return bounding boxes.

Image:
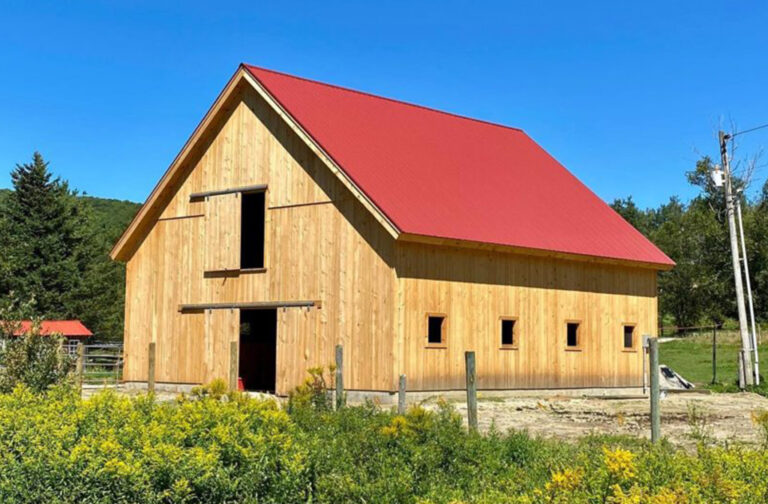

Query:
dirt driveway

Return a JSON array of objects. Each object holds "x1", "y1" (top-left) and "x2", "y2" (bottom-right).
[
  {"x1": 85, "y1": 385, "x2": 768, "y2": 447},
  {"x1": 427, "y1": 391, "x2": 768, "y2": 448}
]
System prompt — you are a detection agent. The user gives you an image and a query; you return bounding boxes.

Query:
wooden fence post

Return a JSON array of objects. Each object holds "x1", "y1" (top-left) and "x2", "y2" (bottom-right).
[
  {"x1": 712, "y1": 326, "x2": 717, "y2": 384},
  {"x1": 76, "y1": 341, "x2": 84, "y2": 393},
  {"x1": 739, "y1": 350, "x2": 746, "y2": 390},
  {"x1": 649, "y1": 337, "x2": 660, "y2": 443},
  {"x1": 335, "y1": 344, "x2": 344, "y2": 409},
  {"x1": 114, "y1": 348, "x2": 122, "y2": 385},
  {"x1": 465, "y1": 351, "x2": 478, "y2": 432},
  {"x1": 148, "y1": 342, "x2": 156, "y2": 393},
  {"x1": 398, "y1": 374, "x2": 407, "y2": 415},
  {"x1": 229, "y1": 341, "x2": 238, "y2": 392}
]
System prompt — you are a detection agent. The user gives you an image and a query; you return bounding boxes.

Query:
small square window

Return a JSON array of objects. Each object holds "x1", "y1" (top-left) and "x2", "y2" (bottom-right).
[
  {"x1": 427, "y1": 316, "x2": 444, "y2": 344},
  {"x1": 566, "y1": 322, "x2": 580, "y2": 348},
  {"x1": 501, "y1": 319, "x2": 516, "y2": 346},
  {"x1": 623, "y1": 325, "x2": 635, "y2": 349}
]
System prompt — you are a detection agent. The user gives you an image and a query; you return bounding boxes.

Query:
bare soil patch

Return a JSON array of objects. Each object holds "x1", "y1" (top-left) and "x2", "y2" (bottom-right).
[
  {"x1": 426, "y1": 391, "x2": 768, "y2": 448},
  {"x1": 84, "y1": 385, "x2": 768, "y2": 448}
]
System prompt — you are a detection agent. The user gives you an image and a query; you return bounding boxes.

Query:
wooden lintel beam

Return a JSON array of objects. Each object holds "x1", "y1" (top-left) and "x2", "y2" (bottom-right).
[
  {"x1": 179, "y1": 300, "x2": 318, "y2": 313},
  {"x1": 189, "y1": 184, "x2": 268, "y2": 200}
]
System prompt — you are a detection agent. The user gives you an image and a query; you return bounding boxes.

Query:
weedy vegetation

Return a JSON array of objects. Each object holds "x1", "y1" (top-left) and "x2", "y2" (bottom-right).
[{"x1": 0, "y1": 366, "x2": 767, "y2": 502}]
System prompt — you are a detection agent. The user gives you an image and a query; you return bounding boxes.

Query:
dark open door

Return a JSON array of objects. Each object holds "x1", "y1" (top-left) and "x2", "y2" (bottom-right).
[{"x1": 239, "y1": 309, "x2": 277, "y2": 392}]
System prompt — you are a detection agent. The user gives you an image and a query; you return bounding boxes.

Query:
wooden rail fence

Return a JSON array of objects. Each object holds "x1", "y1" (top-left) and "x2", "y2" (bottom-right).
[{"x1": 74, "y1": 342, "x2": 124, "y2": 387}]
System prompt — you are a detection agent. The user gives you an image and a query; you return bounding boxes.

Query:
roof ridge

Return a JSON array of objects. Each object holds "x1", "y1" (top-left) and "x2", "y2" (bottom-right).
[
  {"x1": 18, "y1": 319, "x2": 83, "y2": 322},
  {"x1": 243, "y1": 63, "x2": 525, "y2": 134}
]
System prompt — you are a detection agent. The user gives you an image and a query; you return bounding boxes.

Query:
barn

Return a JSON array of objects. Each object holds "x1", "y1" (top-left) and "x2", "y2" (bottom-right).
[{"x1": 110, "y1": 64, "x2": 674, "y2": 396}]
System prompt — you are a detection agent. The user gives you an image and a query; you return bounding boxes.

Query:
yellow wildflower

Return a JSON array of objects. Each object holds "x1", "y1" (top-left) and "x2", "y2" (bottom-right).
[
  {"x1": 381, "y1": 415, "x2": 409, "y2": 438},
  {"x1": 545, "y1": 467, "x2": 583, "y2": 493},
  {"x1": 651, "y1": 487, "x2": 688, "y2": 504},
  {"x1": 603, "y1": 447, "x2": 636, "y2": 480}
]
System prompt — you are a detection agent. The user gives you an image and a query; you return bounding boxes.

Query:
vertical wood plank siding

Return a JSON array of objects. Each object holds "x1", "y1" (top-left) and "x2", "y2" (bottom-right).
[
  {"x1": 394, "y1": 242, "x2": 655, "y2": 391},
  {"x1": 123, "y1": 85, "x2": 396, "y2": 394}
]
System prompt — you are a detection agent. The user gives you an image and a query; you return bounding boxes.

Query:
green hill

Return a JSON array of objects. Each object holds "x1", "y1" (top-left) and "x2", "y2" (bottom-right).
[
  {"x1": 80, "y1": 195, "x2": 142, "y2": 242},
  {"x1": 0, "y1": 188, "x2": 140, "y2": 243}
]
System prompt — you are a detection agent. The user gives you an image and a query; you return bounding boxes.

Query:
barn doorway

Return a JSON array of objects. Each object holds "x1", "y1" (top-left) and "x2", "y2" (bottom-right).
[{"x1": 239, "y1": 309, "x2": 277, "y2": 393}]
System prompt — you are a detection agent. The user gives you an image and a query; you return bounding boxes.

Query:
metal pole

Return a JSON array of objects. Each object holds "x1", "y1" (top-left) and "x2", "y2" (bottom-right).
[
  {"x1": 398, "y1": 374, "x2": 406, "y2": 415},
  {"x1": 649, "y1": 338, "x2": 660, "y2": 443},
  {"x1": 720, "y1": 131, "x2": 754, "y2": 386},
  {"x1": 465, "y1": 351, "x2": 478, "y2": 431},
  {"x1": 335, "y1": 344, "x2": 344, "y2": 409},
  {"x1": 736, "y1": 197, "x2": 760, "y2": 385}
]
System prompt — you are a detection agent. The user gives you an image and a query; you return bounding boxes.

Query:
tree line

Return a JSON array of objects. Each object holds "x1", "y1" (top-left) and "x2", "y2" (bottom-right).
[
  {"x1": 0, "y1": 152, "x2": 764, "y2": 338},
  {"x1": 611, "y1": 156, "x2": 768, "y2": 329},
  {"x1": 0, "y1": 153, "x2": 139, "y2": 341}
]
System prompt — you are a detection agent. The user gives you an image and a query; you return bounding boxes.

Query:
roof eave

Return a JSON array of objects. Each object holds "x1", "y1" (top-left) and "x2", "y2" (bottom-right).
[
  {"x1": 110, "y1": 66, "x2": 249, "y2": 261},
  {"x1": 398, "y1": 233, "x2": 675, "y2": 271}
]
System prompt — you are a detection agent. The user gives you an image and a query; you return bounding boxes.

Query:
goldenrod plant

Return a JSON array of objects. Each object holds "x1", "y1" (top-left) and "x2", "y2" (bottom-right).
[{"x1": 0, "y1": 374, "x2": 766, "y2": 502}]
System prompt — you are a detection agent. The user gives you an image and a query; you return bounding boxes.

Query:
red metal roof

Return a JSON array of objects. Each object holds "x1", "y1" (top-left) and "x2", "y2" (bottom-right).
[
  {"x1": 12, "y1": 320, "x2": 93, "y2": 338},
  {"x1": 244, "y1": 65, "x2": 673, "y2": 267}
]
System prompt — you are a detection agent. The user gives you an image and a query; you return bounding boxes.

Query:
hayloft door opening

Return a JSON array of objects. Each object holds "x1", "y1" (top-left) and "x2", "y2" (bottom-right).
[{"x1": 239, "y1": 309, "x2": 277, "y2": 393}]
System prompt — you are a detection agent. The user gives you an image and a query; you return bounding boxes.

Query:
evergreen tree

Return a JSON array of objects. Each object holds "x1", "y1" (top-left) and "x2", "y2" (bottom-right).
[
  {"x1": 0, "y1": 152, "x2": 92, "y2": 318},
  {"x1": 66, "y1": 223, "x2": 127, "y2": 342}
]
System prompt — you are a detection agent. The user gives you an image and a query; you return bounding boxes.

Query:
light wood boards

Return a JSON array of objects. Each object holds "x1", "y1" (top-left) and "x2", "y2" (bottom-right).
[
  {"x1": 122, "y1": 84, "x2": 396, "y2": 394},
  {"x1": 393, "y1": 242, "x2": 656, "y2": 391},
  {"x1": 204, "y1": 192, "x2": 241, "y2": 272}
]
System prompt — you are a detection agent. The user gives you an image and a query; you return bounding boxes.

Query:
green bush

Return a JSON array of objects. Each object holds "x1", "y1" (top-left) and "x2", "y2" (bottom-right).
[
  {"x1": 287, "y1": 365, "x2": 335, "y2": 413},
  {"x1": 0, "y1": 323, "x2": 74, "y2": 393},
  {"x1": 1, "y1": 383, "x2": 768, "y2": 502}
]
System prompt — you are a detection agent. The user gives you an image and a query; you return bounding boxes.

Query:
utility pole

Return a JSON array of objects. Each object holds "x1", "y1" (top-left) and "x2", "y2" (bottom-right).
[
  {"x1": 736, "y1": 196, "x2": 760, "y2": 384},
  {"x1": 719, "y1": 130, "x2": 754, "y2": 386}
]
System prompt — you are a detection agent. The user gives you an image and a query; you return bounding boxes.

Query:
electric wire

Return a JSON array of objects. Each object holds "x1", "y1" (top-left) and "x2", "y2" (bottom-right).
[{"x1": 731, "y1": 122, "x2": 768, "y2": 138}]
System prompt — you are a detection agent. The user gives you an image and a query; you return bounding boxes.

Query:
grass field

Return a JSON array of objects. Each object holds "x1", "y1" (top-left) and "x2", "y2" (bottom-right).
[
  {"x1": 83, "y1": 369, "x2": 121, "y2": 384},
  {"x1": 660, "y1": 330, "x2": 768, "y2": 389}
]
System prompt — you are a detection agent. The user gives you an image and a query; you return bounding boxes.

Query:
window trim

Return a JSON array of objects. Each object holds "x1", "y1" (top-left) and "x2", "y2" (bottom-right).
[
  {"x1": 425, "y1": 313, "x2": 447, "y2": 349},
  {"x1": 622, "y1": 323, "x2": 638, "y2": 352},
  {"x1": 565, "y1": 320, "x2": 582, "y2": 352},
  {"x1": 499, "y1": 316, "x2": 518, "y2": 350}
]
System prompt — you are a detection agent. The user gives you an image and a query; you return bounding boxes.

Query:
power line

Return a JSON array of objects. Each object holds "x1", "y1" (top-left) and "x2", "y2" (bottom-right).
[{"x1": 730, "y1": 122, "x2": 768, "y2": 138}]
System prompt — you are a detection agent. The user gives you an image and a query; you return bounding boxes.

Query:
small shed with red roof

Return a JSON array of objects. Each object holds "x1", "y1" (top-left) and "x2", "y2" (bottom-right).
[
  {"x1": 13, "y1": 320, "x2": 93, "y2": 340},
  {"x1": 111, "y1": 64, "x2": 672, "y2": 396}
]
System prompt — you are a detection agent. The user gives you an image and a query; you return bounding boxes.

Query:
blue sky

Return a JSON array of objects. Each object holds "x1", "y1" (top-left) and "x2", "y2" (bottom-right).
[{"x1": 1, "y1": 1, "x2": 767, "y2": 208}]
